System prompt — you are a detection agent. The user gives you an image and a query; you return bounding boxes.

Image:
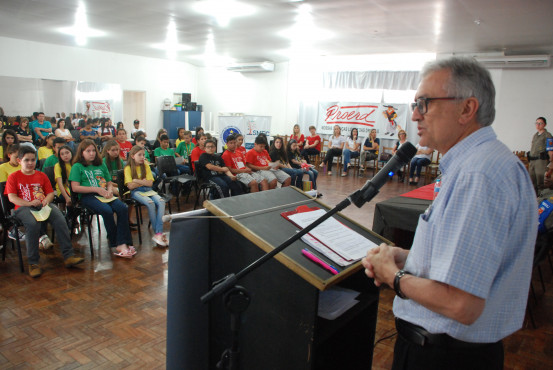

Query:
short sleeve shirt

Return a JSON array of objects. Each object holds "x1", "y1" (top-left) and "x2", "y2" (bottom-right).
[
  {"x1": 328, "y1": 135, "x2": 345, "y2": 149},
  {"x1": 69, "y1": 163, "x2": 111, "y2": 191},
  {"x1": 54, "y1": 162, "x2": 72, "y2": 195},
  {"x1": 245, "y1": 149, "x2": 271, "y2": 167},
  {"x1": 0, "y1": 162, "x2": 21, "y2": 182},
  {"x1": 117, "y1": 140, "x2": 133, "y2": 160},
  {"x1": 43, "y1": 154, "x2": 59, "y2": 168},
  {"x1": 222, "y1": 149, "x2": 247, "y2": 170},
  {"x1": 198, "y1": 153, "x2": 225, "y2": 181},
  {"x1": 363, "y1": 137, "x2": 380, "y2": 154},
  {"x1": 5, "y1": 170, "x2": 53, "y2": 209},
  {"x1": 154, "y1": 147, "x2": 176, "y2": 158},
  {"x1": 124, "y1": 164, "x2": 154, "y2": 186},
  {"x1": 306, "y1": 135, "x2": 321, "y2": 151}
]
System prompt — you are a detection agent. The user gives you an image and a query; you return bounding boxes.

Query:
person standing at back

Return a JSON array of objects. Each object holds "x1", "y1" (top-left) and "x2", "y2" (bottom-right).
[
  {"x1": 529, "y1": 116, "x2": 553, "y2": 193},
  {"x1": 363, "y1": 57, "x2": 537, "y2": 370}
]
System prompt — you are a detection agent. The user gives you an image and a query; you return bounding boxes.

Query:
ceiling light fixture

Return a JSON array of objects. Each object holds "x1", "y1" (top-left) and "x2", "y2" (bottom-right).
[
  {"x1": 152, "y1": 19, "x2": 192, "y2": 60},
  {"x1": 192, "y1": 0, "x2": 256, "y2": 27},
  {"x1": 58, "y1": 2, "x2": 105, "y2": 46}
]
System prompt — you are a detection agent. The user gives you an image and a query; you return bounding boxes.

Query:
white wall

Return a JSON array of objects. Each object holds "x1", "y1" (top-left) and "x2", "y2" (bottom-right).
[
  {"x1": 1, "y1": 35, "x2": 552, "y2": 151},
  {"x1": 197, "y1": 62, "x2": 290, "y2": 134},
  {"x1": 0, "y1": 36, "x2": 199, "y2": 139},
  {"x1": 492, "y1": 68, "x2": 553, "y2": 151}
]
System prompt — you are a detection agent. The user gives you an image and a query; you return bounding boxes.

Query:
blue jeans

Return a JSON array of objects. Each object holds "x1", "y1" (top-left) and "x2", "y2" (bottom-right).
[
  {"x1": 342, "y1": 149, "x2": 360, "y2": 172},
  {"x1": 304, "y1": 168, "x2": 318, "y2": 189},
  {"x1": 131, "y1": 186, "x2": 165, "y2": 234},
  {"x1": 410, "y1": 157, "x2": 431, "y2": 177},
  {"x1": 177, "y1": 164, "x2": 190, "y2": 175},
  {"x1": 282, "y1": 167, "x2": 304, "y2": 188},
  {"x1": 80, "y1": 194, "x2": 132, "y2": 248}
]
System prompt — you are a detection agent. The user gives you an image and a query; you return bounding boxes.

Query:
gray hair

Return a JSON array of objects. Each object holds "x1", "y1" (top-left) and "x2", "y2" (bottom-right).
[{"x1": 421, "y1": 57, "x2": 496, "y2": 127}]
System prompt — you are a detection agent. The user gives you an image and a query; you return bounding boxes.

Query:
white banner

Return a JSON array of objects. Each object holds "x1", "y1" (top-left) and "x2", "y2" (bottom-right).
[
  {"x1": 219, "y1": 115, "x2": 272, "y2": 150},
  {"x1": 77, "y1": 100, "x2": 114, "y2": 118},
  {"x1": 317, "y1": 102, "x2": 409, "y2": 139}
]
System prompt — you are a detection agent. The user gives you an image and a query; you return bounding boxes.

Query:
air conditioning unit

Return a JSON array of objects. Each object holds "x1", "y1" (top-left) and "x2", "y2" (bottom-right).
[
  {"x1": 226, "y1": 61, "x2": 275, "y2": 73},
  {"x1": 474, "y1": 54, "x2": 551, "y2": 69}
]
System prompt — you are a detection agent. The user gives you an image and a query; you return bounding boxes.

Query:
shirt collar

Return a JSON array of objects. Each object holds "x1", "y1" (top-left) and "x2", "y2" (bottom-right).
[{"x1": 439, "y1": 126, "x2": 496, "y2": 174}]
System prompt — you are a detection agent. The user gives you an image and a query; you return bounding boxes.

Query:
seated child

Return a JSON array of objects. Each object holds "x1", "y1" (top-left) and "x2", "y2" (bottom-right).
[
  {"x1": 198, "y1": 139, "x2": 243, "y2": 199},
  {"x1": 69, "y1": 139, "x2": 135, "y2": 258},
  {"x1": 42, "y1": 137, "x2": 67, "y2": 168},
  {"x1": 125, "y1": 145, "x2": 168, "y2": 247},
  {"x1": 6, "y1": 145, "x2": 84, "y2": 277}
]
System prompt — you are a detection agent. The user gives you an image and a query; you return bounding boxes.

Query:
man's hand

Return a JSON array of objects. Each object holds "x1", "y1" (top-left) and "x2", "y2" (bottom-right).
[{"x1": 362, "y1": 243, "x2": 409, "y2": 287}]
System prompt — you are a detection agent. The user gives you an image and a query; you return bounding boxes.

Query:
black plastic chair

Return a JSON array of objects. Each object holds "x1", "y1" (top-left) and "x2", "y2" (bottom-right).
[
  {"x1": 42, "y1": 166, "x2": 66, "y2": 207},
  {"x1": 156, "y1": 156, "x2": 195, "y2": 212},
  {"x1": 193, "y1": 161, "x2": 218, "y2": 210},
  {"x1": 70, "y1": 189, "x2": 101, "y2": 257},
  {"x1": 115, "y1": 169, "x2": 142, "y2": 245},
  {"x1": 0, "y1": 182, "x2": 24, "y2": 272}
]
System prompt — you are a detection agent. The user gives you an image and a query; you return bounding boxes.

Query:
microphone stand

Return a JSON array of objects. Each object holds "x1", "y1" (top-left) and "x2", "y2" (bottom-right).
[{"x1": 201, "y1": 184, "x2": 378, "y2": 370}]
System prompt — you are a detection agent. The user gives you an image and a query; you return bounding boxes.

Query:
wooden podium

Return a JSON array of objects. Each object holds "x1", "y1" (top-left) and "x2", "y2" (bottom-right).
[{"x1": 166, "y1": 187, "x2": 386, "y2": 370}]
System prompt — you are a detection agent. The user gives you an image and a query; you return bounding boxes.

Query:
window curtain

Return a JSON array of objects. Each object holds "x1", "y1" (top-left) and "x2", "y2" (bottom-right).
[{"x1": 322, "y1": 71, "x2": 420, "y2": 90}]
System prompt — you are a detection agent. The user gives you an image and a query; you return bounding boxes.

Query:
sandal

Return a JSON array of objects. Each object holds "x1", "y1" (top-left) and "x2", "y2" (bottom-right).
[
  {"x1": 152, "y1": 234, "x2": 168, "y2": 247},
  {"x1": 113, "y1": 250, "x2": 133, "y2": 259}
]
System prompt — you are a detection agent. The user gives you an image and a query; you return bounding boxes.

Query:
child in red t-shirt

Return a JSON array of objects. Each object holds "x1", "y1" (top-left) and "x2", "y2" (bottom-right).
[
  {"x1": 245, "y1": 136, "x2": 291, "y2": 189},
  {"x1": 190, "y1": 134, "x2": 207, "y2": 173},
  {"x1": 116, "y1": 129, "x2": 133, "y2": 160},
  {"x1": 222, "y1": 134, "x2": 268, "y2": 192},
  {"x1": 235, "y1": 134, "x2": 246, "y2": 155},
  {"x1": 5, "y1": 146, "x2": 84, "y2": 277}
]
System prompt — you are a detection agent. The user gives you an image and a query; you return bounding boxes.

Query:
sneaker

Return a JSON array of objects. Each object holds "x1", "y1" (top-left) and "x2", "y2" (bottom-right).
[
  {"x1": 8, "y1": 228, "x2": 25, "y2": 242},
  {"x1": 29, "y1": 264, "x2": 42, "y2": 278},
  {"x1": 64, "y1": 256, "x2": 85, "y2": 268},
  {"x1": 39, "y1": 235, "x2": 54, "y2": 251}
]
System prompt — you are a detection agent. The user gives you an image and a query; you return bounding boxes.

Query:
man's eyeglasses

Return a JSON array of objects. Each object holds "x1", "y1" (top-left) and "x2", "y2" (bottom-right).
[{"x1": 410, "y1": 97, "x2": 464, "y2": 115}]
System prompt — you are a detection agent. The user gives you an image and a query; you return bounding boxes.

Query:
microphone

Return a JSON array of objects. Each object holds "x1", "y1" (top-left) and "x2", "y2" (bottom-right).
[{"x1": 349, "y1": 142, "x2": 417, "y2": 208}]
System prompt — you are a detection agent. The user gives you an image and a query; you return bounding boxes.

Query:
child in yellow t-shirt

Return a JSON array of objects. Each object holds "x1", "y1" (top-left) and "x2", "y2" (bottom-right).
[
  {"x1": 37, "y1": 134, "x2": 55, "y2": 161},
  {"x1": 0, "y1": 144, "x2": 21, "y2": 182},
  {"x1": 124, "y1": 145, "x2": 168, "y2": 247},
  {"x1": 53, "y1": 145, "x2": 73, "y2": 205}
]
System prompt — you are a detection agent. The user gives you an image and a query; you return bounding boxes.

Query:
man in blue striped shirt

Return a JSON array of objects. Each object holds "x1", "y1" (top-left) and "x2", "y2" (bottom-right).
[{"x1": 363, "y1": 57, "x2": 537, "y2": 370}]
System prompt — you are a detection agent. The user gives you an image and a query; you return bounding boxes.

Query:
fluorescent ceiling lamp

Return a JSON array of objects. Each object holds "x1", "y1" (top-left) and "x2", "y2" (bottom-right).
[
  {"x1": 152, "y1": 19, "x2": 192, "y2": 59},
  {"x1": 58, "y1": 2, "x2": 105, "y2": 46},
  {"x1": 279, "y1": 3, "x2": 332, "y2": 42},
  {"x1": 187, "y1": 32, "x2": 235, "y2": 67},
  {"x1": 192, "y1": 0, "x2": 256, "y2": 27}
]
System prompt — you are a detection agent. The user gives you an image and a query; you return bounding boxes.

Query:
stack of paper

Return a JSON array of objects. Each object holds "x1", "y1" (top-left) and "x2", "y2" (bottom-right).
[{"x1": 288, "y1": 209, "x2": 377, "y2": 262}]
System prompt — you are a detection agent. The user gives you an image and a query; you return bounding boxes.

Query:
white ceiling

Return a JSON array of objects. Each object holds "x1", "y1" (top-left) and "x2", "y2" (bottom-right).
[{"x1": 1, "y1": 0, "x2": 552, "y2": 67}]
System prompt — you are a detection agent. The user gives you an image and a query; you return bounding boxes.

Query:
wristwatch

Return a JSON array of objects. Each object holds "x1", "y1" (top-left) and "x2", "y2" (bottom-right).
[{"x1": 394, "y1": 270, "x2": 412, "y2": 299}]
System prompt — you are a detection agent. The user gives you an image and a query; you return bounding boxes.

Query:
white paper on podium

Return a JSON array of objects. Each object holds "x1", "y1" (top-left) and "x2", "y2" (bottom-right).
[{"x1": 287, "y1": 209, "x2": 377, "y2": 261}]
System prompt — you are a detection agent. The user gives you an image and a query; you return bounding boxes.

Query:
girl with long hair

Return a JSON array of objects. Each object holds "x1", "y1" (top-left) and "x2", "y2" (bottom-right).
[
  {"x1": 0, "y1": 129, "x2": 18, "y2": 163},
  {"x1": 69, "y1": 139, "x2": 135, "y2": 258},
  {"x1": 125, "y1": 145, "x2": 168, "y2": 247},
  {"x1": 287, "y1": 139, "x2": 318, "y2": 191},
  {"x1": 101, "y1": 139, "x2": 124, "y2": 188},
  {"x1": 54, "y1": 145, "x2": 73, "y2": 206},
  {"x1": 269, "y1": 136, "x2": 303, "y2": 188}
]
